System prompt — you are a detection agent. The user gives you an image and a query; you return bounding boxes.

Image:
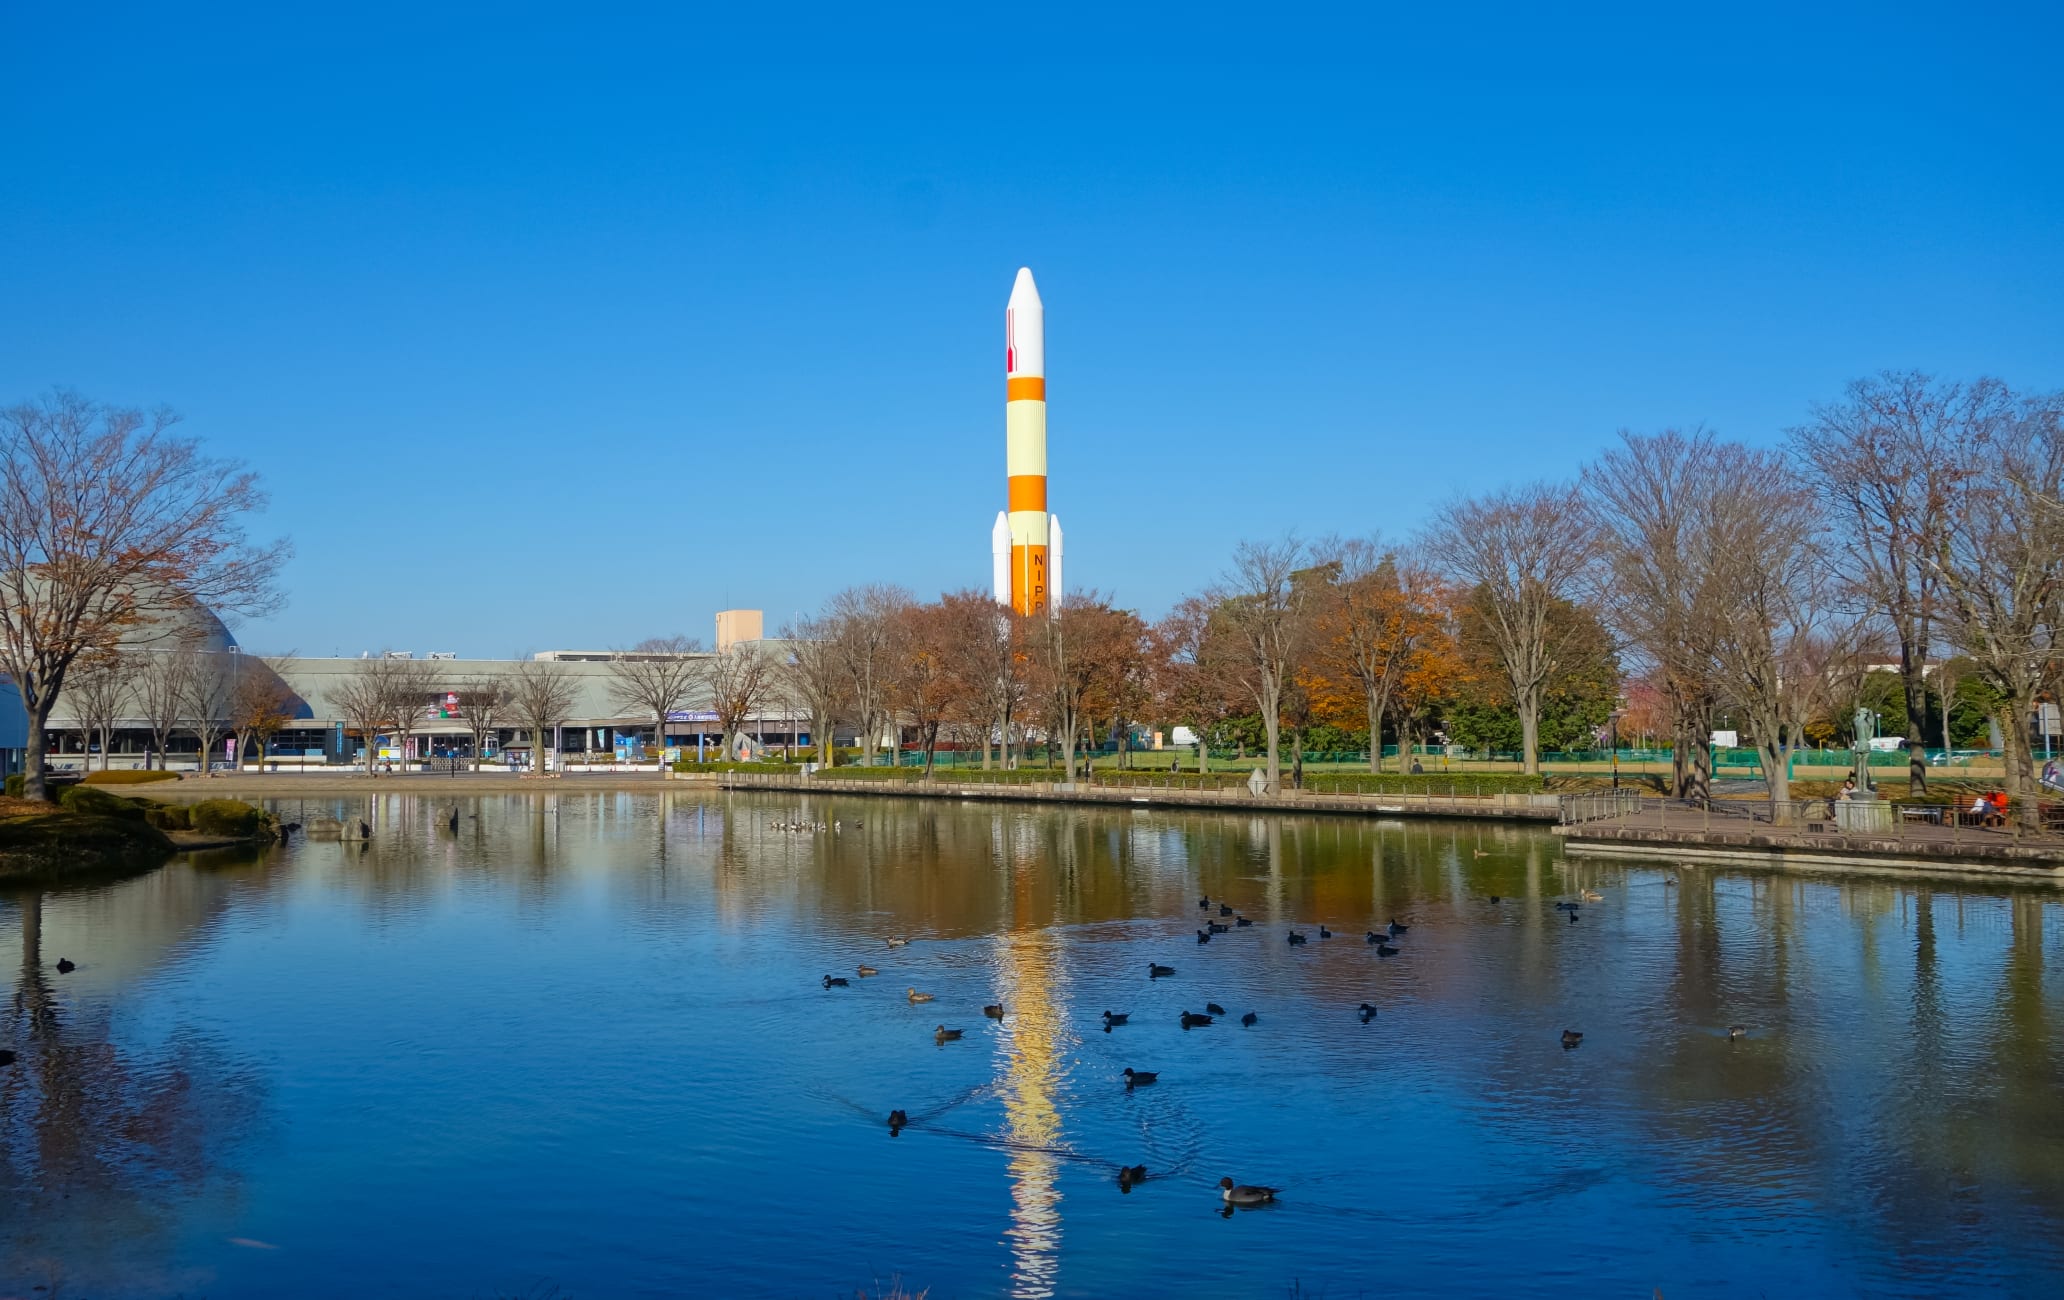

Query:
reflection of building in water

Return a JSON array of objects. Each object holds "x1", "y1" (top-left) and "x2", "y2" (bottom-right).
[{"x1": 991, "y1": 913, "x2": 1070, "y2": 1296}]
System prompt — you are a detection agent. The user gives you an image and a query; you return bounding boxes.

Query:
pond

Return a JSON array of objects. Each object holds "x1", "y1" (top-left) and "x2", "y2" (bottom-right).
[{"x1": 3, "y1": 791, "x2": 2063, "y2": 1297}]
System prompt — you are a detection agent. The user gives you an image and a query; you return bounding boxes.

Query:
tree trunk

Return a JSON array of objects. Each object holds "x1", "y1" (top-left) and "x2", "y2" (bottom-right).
[
  {"x1": 22, "y1": 696, "x2": 55, "y2": 802},
  {"x1": 1366, "y1": 688, "x2": 1383, "y2": 774},
  {"x1": 1061, "y1": 710, "x2": 1079, "y2": 783},
  {"x1": 1261, "y1": 676, "x2": 1282, "y2": 795},
  {"x1": 1291, "y1": 728, "x2": 1305, "y2": 791},
  {"x1": 2001, "y1": 696, "x2": 2039, "y2": 832},
  {"x1": 1902, "y1": 648, "x2": 1930, "y2": 793},
  {"x1": 1518, "y1": 687, "x2": 1542, "y2": 776}
]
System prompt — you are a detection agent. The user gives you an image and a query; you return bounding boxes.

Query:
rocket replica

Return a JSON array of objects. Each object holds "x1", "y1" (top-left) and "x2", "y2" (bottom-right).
[{"x1": 991, "y1": 267, "x2": 1062, "y2": 615}]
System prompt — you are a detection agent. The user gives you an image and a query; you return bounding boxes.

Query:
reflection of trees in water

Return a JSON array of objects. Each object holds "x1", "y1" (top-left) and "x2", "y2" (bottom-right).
[{"x1": 3, "y1": 890, "x2": 264, "y2": 1293}]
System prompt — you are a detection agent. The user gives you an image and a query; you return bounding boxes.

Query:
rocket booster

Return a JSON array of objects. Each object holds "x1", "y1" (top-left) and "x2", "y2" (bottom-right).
[{"x1": 1000, "y1": 267, "x2": 1060, "y2": 615}]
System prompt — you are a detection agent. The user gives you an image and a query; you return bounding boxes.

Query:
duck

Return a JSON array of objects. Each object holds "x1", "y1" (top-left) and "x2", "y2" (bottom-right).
[
  {"x1": 1102, "y1": 1010, "x2": 1129, "y2": 1026},
  {"x1": 1375, "y1": 942, "x2": 1400, "y2": 956},
  {"x1": 1318, "y1": 925, "x2": 1333, "y2": 939},
  {"x1": 1234, "y1": 915, "x2": 1253, "y2": 927},
  {"x1": 1180, "y1": 1010, "x2": 1214, "y2": 1028},
  {"x1": 1207, "y1": 920, "x2": 1230, "y2": 933},
  {"x1": 1728, "y1": 1024, "x2": 1748, "y2": 1040},
  {"x1": 983, "y1": 1004, "x2": 1005, "y2": 1019},
  {"x1": 856, "y1": 965, "x2": 879, "y2": 977},
  {"x1": 1365, "y1": 931, "x2": 1384, "y2": 944},
  {"x1": 1473, "y1": 849, "x2": 1490, "y2": 858},
  {"x1": 0, "y1": 1049, "x2": 14, "y2": 1067},
  {"x1": 1287, "y1": 931, "x2": 1308, "y2": 946},
  {"x1": 1196, "y1": 929, "x2": 1212, "y2": 944},
  {"x1": 1389, "y1": 919, "x2": 1410, "y2": 935},
  {"x1": 1581, "y1": 889, "x2": 1604, "y2": 902},
  {"x1": 1358, "y1": 1002, "x2": 1379, "y2": 1022},
  {"x1": 823, "y1": 975, "x2": 850, "y2": 988},
  {"x1": 1664, "y1": 877, "x2": 1679, "y2": 887},
  {"x1": 886, "y1": 936, "x2": 911, "y2": 947},
  {"x1": 1205, "y1": 1002, "x2": 1227, "y2": 1016},
  {"x1": 357, "y1": 820, "x2": 371, "y2": 839},
  {"x1": 1198, "y1": 895, "x2": 1211, "y2": 909},
  {"x1": 1553, "y1": 900, "x2": 1578, "y2": 911},
  {"x1": 1489, "y1": 895, "x2": 1501, "y2": 904},
  {"x1": 281, "y1": 821, "x2": 302, "y2": 835},
  {"x1": 55, "y1": 958, "x2": 76, "y2": 974},
  {"x1": 1122, "y1": 1067, "x2": 1158, "y2": 1088},
  {"x1": 1117, "y1": 1164, "x2": 1148, "y2": 1189},
  {"x1": 906, "y1": 988, "x2": 935, "y2": 1003},
  {"x1": 1241, "y1": 1012, "x2": 1258, "y2": 1027},
  {"x1": 1218, "y1": 904, "x2": 1234, "y2": 917},
  {"x1": 934, "y1": 1025, "x2": 964, "y2": 1042},
  {"x1": 1148, "y1": 963, "x2": 1175, "y2": 979},
  {"x1": 1568, "y1": 911, "x2": 1580, "y2": 924},
  {"x1": 1561, "y1": 1029, "x2": 1584, "y2": 1049},
  {"x1": 1219, "y1": 1177, "x2": 1279, "y2": 1206},
  {"x1": 887, "y1": 1108, "x2": 909, "y2": 1130}
]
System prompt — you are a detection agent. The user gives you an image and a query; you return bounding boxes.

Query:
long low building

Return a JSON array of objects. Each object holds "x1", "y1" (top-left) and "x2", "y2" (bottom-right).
[{"x1": 36, "y1": 608, "x2": 838, "y2": 771}]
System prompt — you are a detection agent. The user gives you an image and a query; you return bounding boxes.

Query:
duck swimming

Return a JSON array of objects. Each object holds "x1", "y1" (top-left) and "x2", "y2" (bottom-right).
[
  {"x1": 1102, "y1": 1010, "x2": 1130, "y2": 1025},
  {"x1": 55, "y1": 958, "x2": 76, "y2": 974},
  {"x1": 1241, "y1": 1012, "x2": 1258, "y2": 1027},
  {"x1": 886, "y1": 936, "x2": 911, "y2": 947},
  {"x1": 1207, "y1": 921, "x2": 1229, "y2": 933},
  {"x1": 1235, "y1": 915, "x2": 1253, "y2": 927},
  {"x1": 1205, "y1": 1002, "x2": 1227, "y2": 1016},
  {"x1": 1561, "y1": 1029, "x2": 1584, "y2": 1049},
  {"x1": 1319, "y1": 925, "x2": 1333, "y2": 938},
  {"x1": 1196, "y1": 929, "x2": 1212, "y2": 944},
  {"x1": 1358, "y1": 1002, "x2": 1379, "y2": 1021},
  {"x1": 934, "y1": 1025, "x2": 964, "y2": 1042},
  {"x1": 1148, "y1": 963, "x2": 1175, "y2": 979},
  {"x1": 1219, "y1": 1177, "x2": 1279, "y2": 1206},
  {"x1": 983, "y1": 1004, "x2": 1005, "y2": 1019},
  {"x1": 1218, "y1": 904, "x2": 1233, "y2": 917},
  {"x1": 1389, "y1": 919, "x2": 1409, "y2": 935},
  {"x1": 1287, "y1": 931, "x2": 1308, "y2": 946},
  {"x1": 856, "y1": 965, "x2": 879, "y2": 977},
  {"x1": 1180, "y1": 1010, "x2": 1214, "y2": 1028},
  {"x1": 1198, "y1": 896, "x2": 1211, "y2": 909},
  {"x1": 1376, "y1": 942, "x2": 1400, "y2": 956},
  {"x1": 1122, "y1": 1068, "x2": 1158, "y2": 1088},
  {"x1": 1117, "y1": 1164, "x2": 1148, "y2": 1189},
  {"x1": 823, "y1": 975, "x2": 849, "y2": 988},
  {"x1": 1365, "y1": 931, "x2": 1383, "y2": 944},
  {"x1": 1581, "y1": 889, "x2": 1603, "y2": 902},
  {"x1": 907, "y1": 988, "x2": 935, "y2": 1003},
  {"x1": 1728, "y1": 1024, "x2": 1748, "y2": 1039},
  {"x1": 887, "y1": 1109, "x2": 908, "y2": 1130}
]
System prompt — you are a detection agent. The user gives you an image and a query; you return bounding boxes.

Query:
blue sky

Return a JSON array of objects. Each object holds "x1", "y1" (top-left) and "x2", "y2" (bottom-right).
[{"x1": 4, "y1": 2, "x2": 2060, "y2": 656}]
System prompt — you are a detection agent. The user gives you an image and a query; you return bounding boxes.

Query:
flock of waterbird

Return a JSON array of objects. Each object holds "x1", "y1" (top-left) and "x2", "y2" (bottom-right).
[{"x1": 818, "y1": 860, "x2": 1756, "y2": 1210}]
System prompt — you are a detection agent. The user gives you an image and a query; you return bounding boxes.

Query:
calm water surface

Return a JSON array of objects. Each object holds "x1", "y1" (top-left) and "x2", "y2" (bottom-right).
[{"x1": 4, "y1": 792, "x2": 2063, "y2": 1298}]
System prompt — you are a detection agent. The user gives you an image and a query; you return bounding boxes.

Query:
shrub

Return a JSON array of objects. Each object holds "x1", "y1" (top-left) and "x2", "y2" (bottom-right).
[
  {"x1": 188, "y1": 799, "x2": 271, "y2": 838},
  {"x1": 58, "y1": 785, "x2": 149, "y2": 820},
  {"x1": 670, "y1": 760, "x2": 805, "y2": 774},
  {"x1": 144, "y1": 803, "x2": 192, "y2": 831},
  {"x1": 81, "y1": 769, "x2": 182, "y2": 785}
]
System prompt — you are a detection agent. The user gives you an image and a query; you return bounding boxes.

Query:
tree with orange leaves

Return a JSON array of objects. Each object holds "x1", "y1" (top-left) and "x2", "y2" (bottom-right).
[{"x1": 1303, "y1": 538, "x2": 1448, "y2": 773}]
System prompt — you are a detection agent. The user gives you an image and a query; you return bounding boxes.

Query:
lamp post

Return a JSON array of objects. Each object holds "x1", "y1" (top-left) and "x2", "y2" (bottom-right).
[{"x1": 1609, "y1": 710, "x2": 1624, "y2": 790}]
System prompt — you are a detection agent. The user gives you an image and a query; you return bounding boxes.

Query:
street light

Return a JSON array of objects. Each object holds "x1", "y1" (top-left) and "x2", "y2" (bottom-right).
[{"x1": 1608, "y1": 710, "x2": 1625, "y2": 790}]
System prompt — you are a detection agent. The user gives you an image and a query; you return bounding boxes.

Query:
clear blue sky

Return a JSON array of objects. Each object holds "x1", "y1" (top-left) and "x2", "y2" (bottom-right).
[{"x1": 4, "y1": 2, "x2": 2060, "y2": 656}]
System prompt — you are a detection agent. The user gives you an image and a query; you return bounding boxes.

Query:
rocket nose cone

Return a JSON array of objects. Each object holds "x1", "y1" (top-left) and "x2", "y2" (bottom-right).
[{"x1": 1009, "y1": 267, "x2": 1041, "y2": 308}]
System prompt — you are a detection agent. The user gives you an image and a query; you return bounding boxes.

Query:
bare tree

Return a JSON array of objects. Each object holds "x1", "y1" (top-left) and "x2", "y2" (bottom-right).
[
  {"x1": 229, "y1": 656, "x2": 299, "y2": 769},
  {"x1": 507, "y1": 659, "x2": 579, "y2": 775},
  {"x1": 175, "y1": 649, "x2": 241, "y2": 777},
  {"x1": 62, "y1": 646, "x2": 128, "y2": 771},
  {"x1": 1792, "y1": 372, "x2": 2003, "y2": 791},
  {"x1": 133, "y1": 649, "x2": 187, "y2": 771},
  {"x1": 703, "y1": 642, "x2": 776, "y2": 761},
  {"x1": 1151, "y1": 595, "x2": 1241, "y2": 774},
  {"x1": 0, "y1": 391, "x2": 287, "y2": 798},
  {"x1": 455, "y1": 674, "x2": 506, "y2": 772},
  {"x1": 777, "y1": 615, "x2": 849, "y2": 767},
  {"x1": 1925, "y1": 387, "x2": 2064, "y2": 825},
  {"x1": 1208, "y1": 537, "x2": 1317, "y2": 794},
  {"x1": 1307, "y1": 538, "x2": 1444, "y2": 774},
  {"x1": 1425, "y1": 485, "x2": 1594, "y2": 775},
  {"x1": 332, "y1": 658, "x2": 397, "y2": 776},
  {"x1": 606, "y1": 636, "x2": 704, "y2": 763},
  {"x1": 380, "y1": 657, "x2": 438, "y2": 773},
  {"x1": 1585, "y1": 430, "x2": 1731, "y2": 800},
  {"x1": 828, "y1": 584, "x2": 912, "y2": 765},
  {"x1": 887, "y1": 600, "x2": 962, "y2": 779}
]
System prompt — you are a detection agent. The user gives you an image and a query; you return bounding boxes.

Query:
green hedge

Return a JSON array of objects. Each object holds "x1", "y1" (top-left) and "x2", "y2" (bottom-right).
[
  {"x1": 145, "y1": 803, "x2": 192, "y2": 831},
  {"x1": 188, "y1": 799, "x2": 272, "y2": 838},
  {"x1": 671, "y1": 760, "x2": 807, "y2": 775},
  {"x1": 81, "y1": 769, "x2": 182, "y2": 785},
  {"x1": 58, "y1": 785, "x2": 150, "y2": 820}
]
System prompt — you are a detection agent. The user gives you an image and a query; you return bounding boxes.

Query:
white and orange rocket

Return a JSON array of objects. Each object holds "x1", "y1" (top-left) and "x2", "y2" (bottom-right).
[{"x1": 992, "y1": 267, "x2": 1062, "y2": 616}]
